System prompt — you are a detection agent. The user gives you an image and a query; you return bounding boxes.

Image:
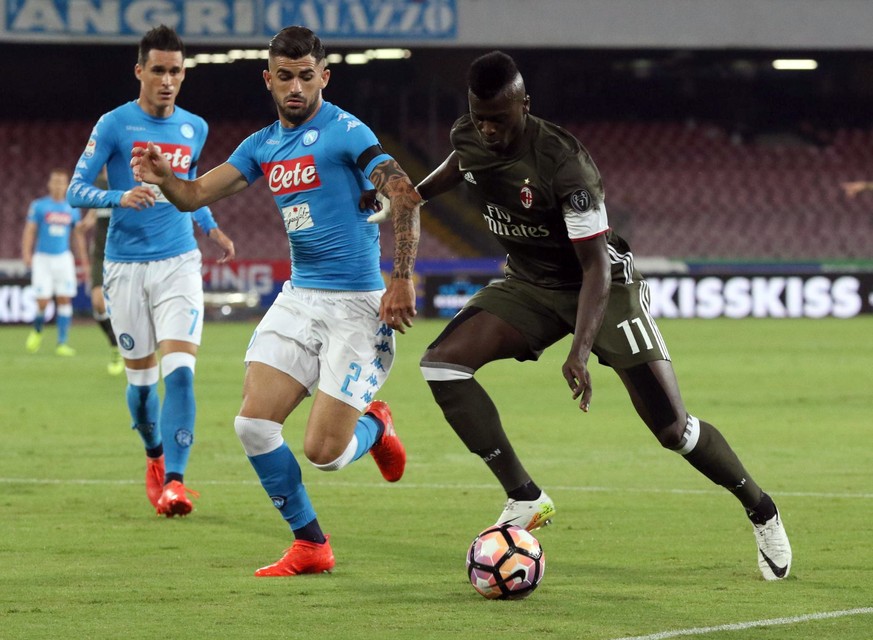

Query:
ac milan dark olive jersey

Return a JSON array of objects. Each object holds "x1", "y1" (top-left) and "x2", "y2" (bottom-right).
[{"x1": 450, "y1": 113, "x2": 633, "y2": 289}]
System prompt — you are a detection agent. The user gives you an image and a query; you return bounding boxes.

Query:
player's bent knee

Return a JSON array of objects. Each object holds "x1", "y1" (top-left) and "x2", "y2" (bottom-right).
[
  {"x1": 234, "y1": 416, "x2": 284, "y2": 457},
  {"x1": 420, "y1": 361, "x2": 475, "y2": 382},
  {"x1": 667, "y1": 414, "x2": 701, "y2": 454},
  {"x1": 308, "y1": 436, "x2": 357, "y2": 471}
]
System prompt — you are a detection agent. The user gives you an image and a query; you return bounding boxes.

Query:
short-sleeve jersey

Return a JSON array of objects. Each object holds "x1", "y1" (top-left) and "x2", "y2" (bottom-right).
[
  {"x1": 228, "y1": 100, "x2": 391, "y2": 291},
  {"x1": 451, "y1": 113, "x2": 630, "y2": 289},
  {"x1": 67, "y1": 101, "x2": 217, "y2": 262},
  {"x1": 27, "y1": 196, "x2": 81, "y2": 255}
]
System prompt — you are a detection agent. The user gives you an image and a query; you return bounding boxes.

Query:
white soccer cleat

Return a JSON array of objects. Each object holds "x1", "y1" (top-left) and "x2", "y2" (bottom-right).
[
  {"x1": 752, "y1": 508, "x2": 792, "y2": 580},
  {"x1": 495, "y1": 490, "x2": 556, "y2": 531}
]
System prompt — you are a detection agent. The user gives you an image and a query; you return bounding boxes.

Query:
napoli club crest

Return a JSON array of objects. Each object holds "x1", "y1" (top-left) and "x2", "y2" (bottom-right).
[
  {"x1": 303, "y1": 128, "x2": 320, "y2": 146},
  {"x1": 520, "y1": 185, "x2": 533, "y2": 209}
]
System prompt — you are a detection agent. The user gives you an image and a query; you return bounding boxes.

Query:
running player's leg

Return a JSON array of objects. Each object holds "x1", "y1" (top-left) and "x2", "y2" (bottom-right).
[
  {"x1": 420, "y1": 287, "x2": 559, "y2": 530},
  {"x1": 616, "y1": 361, "x2": 766, "y2": 507},
  {"x1": 601, "y1": 277, "x2": 790, "y2": 578},
  {"x1": 615, "y1": 359, "x2": 792, "y2": 579},
  {"x1": 105, "y1": 260, "x2": 164, "y2": 510},
  {"x1": 302, "y1": 290, "x2": 402, "y2": 481},
  {"x1": 234, "y1": 361, "x2": 335, "y2": 576},
  {"x1": 150, "y1": 251, "x2": 204, "y2": 516},
  {"x1": 54, "y1": 295, "x2": 74, "y2": 354},
  {"x1": 26, "y1": 254, "x2": 51, "y2": 352},
  {"x1": 53, "y1": 252, "x2": 78, "y2": 353}
]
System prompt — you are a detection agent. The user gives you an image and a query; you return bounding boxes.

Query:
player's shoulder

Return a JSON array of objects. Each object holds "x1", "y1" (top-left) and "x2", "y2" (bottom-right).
[
  {"x1": 449, "y1": 113, "x2": 475, "y2": 139},
  {"x1": 95, "y1": 102, "x2": 130, "y2": 127},
  {"x1": 172, "y1": 104, "x2": 207, "y2": 127},
  {"x1": 320, "y1": 101, "x2": 371, "y2": 132},
  {"x1": 531, "y1": 116, "x2": 585, "y2": 158},
  {"x1": 242, "y1": 120, "x2": 282, "y2": 146}
]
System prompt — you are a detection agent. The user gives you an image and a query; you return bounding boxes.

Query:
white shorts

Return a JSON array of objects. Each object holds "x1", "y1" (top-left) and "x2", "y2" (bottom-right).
[
  {"x1": 245, "y1": 283, "x2": 395, "y2": 411},
  {"x1": 103, "y1": 249, "x2": 204, "y2": 359},
  {"x1": 31, "y1": 252, "x2": 76, "y2": 299}
]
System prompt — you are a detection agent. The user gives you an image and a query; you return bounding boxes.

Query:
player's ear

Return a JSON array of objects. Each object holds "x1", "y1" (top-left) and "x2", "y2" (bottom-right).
[
  {"x1": 262, "y1": 69, "x2": 272, "y2": 90},
  {"x1": 321, "y1": 67, "x2": 331, "y2": 89},
  {"x1": 523, "y1": 94, "x2": 531, "y2": 114},
  {"x1": 135, "y1": 63, "x2": 143, "y2": 81}
]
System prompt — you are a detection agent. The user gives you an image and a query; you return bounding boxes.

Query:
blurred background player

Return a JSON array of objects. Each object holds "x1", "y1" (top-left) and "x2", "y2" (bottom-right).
[
  {"x1": 132, "y1": 25, "x2": 421, "y2": 576},
  {"x1": 413, "y1": 51, "x2": 792, "y2": 581},
  {"x1": 21, "y1": 168, "x2": 89, "y2": 356},
  {"x1": 80, "y1": 167, "x2": 125, "y2": 375},
  {"x1": 67, "y1": 25, "x2": 236, "y2": 517}
]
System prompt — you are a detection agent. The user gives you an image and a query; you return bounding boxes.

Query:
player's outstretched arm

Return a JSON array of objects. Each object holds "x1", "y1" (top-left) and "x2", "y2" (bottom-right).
[
  {"x1": 21, "y1": 221, "x2": 36, "y2": 268},
  {"x1": 207, "y1": 227, "x2": 236, "y2": 264},
  {"x1": 71, "y1": 222, "x2": 90, "y2": 281},
  {"x1": 131, "y1": 142, "x2": 249, "y2": 212},
  {"x1": 368, "y1": 158, "x2": 422, "y2": 333},
  {"x1": 563, "y1": 235, "x2": 611, "y2": 412},
  {"x1": 416, "y1": 151, "x2": 463, "y2": 201}
]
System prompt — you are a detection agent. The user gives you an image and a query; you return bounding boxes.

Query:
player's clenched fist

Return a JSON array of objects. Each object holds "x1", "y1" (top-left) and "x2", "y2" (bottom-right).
[{"x1": 120, "y1": 185, "x2": 157, "y2": 210}]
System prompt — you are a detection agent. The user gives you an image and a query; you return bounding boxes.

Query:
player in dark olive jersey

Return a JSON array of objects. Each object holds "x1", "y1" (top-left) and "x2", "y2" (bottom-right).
[{"x1": 415, "y1": 51, "x2": 792, "y2": 580}]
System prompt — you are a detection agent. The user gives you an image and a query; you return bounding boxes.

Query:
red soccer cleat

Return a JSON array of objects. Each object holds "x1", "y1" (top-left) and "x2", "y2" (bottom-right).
[
  {"x1": 254, "y1": 536, "x2": 336, "y2": 577},
  {"x1": 365, "y1": 400, "x2": 406, "y2": 482},
  {"x1": 155, "y1": 480, "x2": 199, "y2": 518},
  {"x1": 145, "y1": 455, "x2": 165, "y2": 509}
]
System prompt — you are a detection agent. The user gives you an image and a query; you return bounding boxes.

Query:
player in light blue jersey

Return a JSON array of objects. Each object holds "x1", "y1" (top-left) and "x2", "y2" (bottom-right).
[
  {"x1": 133, "y1": 25, "x2": 422, "y2": 576},
  {"x1": 68, "y1": 25, "x2": 236, "y2": 518},
  {"x1": 21, "y1": 169, "x2": 89, "y2": 356}
]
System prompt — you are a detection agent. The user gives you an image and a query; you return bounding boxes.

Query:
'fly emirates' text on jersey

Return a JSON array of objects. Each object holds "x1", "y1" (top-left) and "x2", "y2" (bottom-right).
[
  {"x1": 228, "y1": 101, "x2": 391, "y2": 291},
  {"x1": 67, "y1": 101, "x2": 217, "y2": 262}
]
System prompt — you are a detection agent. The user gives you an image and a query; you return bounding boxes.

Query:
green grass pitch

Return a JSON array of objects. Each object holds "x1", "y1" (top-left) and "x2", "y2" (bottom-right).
[{"x1": 1, "y1": 317, "x2": 871, "y2": 639}]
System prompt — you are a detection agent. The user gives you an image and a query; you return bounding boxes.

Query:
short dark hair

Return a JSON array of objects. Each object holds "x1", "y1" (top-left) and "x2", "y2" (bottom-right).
[
  {"x1": 468, "y1": 51, "x2": 519, "y2": 100},
  {"x1": 138, "y1": 24, "x2": 185, "y2": 65},
  {"x1": 269, "y1": 25, "x2": 326, "y2": 64}
]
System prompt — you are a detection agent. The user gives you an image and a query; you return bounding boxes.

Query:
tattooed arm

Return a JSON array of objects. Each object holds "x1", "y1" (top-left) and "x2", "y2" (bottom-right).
[{"x1": 368, "y1": 157, "x2": 422, "y2": 333}]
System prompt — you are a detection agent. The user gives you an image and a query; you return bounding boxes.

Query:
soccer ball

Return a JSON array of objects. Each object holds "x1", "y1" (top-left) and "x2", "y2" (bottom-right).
[{"x1": 466, "y1": 523, "x2": 545, "y2": 600}]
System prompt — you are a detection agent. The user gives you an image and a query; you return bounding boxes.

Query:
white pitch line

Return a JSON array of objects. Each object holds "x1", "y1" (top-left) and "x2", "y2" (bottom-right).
[
  {"x1": 610, "y1": 607, "x2": 873, "y2": 640},
  {"x1": 0, "y1": 476, "x2": 872, "y2": 500}
]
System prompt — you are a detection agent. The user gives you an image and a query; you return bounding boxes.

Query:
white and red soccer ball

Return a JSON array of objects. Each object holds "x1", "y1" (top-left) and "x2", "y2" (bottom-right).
[{"x1": 466, "y1": 523, "x2": 545, "y2": 600}]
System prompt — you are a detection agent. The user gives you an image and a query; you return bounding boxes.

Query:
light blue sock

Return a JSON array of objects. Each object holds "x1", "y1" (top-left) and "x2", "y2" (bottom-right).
[
  {"x1": 126, "y1": 383, "x2": 161, "y2": 449},
  {"x1": 33, "y1": 313, "x2": 45, "y2": 333},
  {"x1": 160, "y1": 367, "x2": 196, "y2": 477},
  {"x1": 351, "y1": 414, "x2": 383, "y2": 461},
  {"x1": 56, "y1": 313, "x2": 72, "y2": 344},
  {"x1": 248, "y1": 444, "x2": 316, "y2": 530}
]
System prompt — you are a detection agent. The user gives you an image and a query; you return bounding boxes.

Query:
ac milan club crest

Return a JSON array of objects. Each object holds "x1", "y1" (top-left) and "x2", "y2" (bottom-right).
[{"x1": 520, "y1": 185, "x2": 533, "y2": 209}]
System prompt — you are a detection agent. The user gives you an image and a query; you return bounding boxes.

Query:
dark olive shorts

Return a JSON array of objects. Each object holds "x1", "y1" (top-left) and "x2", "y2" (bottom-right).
[{"x1": 466, "y1": 277, "x2": 671, "y2": 369}]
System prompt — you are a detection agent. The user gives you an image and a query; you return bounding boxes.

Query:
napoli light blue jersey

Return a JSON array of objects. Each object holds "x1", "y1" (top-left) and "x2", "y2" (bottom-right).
[
  {"x1": 27, "y1": 197, "x2": 81, "y2": 255},
  {"x1": 228, "y1": 101, "x2": 391, "y2": 291},
  {"x1": 67, "y1": 101, "x2": 218, "y2": 262}
]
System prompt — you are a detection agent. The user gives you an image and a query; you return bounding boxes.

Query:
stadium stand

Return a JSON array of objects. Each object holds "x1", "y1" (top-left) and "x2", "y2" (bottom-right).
[
  {"x1": 404, "y1": 119, "x2": 873, "y2": 261},
  {"x1": 2, "y1": 119, "x2": 873, "y2": 261},
  {"x1": 0, "y1": 119, "x2": 460, "y2": 262}
]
